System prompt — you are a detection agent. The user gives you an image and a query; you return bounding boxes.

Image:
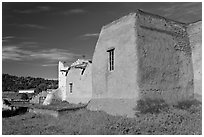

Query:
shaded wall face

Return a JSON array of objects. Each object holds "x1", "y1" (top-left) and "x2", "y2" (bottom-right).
[
  {"x1": 66, "y1": 64, "x2": 92, "y2": 104},
  {"x1": 187, "y1": 22, "x2": 202, "y2": 101},
  {"x1": 136, "y1": 14, "x2": 194, "y2": 103},
  {"x1": 92, "y1": 13, "x2": 139, "y2": 99}
]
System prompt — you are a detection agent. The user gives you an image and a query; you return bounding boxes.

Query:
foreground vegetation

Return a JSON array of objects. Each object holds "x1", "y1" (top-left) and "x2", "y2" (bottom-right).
[{"x1": 2, "y1": 100, "x2": 201, "y2": 135}]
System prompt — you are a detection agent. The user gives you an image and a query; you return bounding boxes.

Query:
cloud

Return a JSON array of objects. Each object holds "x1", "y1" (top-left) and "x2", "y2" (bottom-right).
[
  {"x1": 155, "y1": 2, "x2": 201, "y2": 23},
  {"x1": 83, "y1": 33, "x2": 99, "y2": 37},
  {"x1": 9, "y1": 23, "x2": 48, "y2": 30},
  {"x1": 2, "y1": 46, "x2": 31, "y2": 61},
  {"x1": 30, "y1": 48, "x2": 79, "y2": 62},
  {"x1": 42, "y1": 64, "x2": 58, "y2": 67},
  {"x1": 3, "y1": 36, "x2": 15, "y2": 39},
  {"x1": 20, "y1": 41, "x2": 38, "y2": 45},
  {"x1": 80, "y1": 33, "x2": 99, "y2": 39},
  {"x1": 69, "y1": 9, "x2": 86, "y2": 14},
  {"x1": 2, "y1": 36, "x2": 15, "y2": 42},
  {"x1": 62, "y1": 9, "x2": 87, "y2": 15},
  {"x1": 3, "y1": 46, "x2": 80, "y2": 63},
  {"x1": 37, "y1": 6, "x2": 52, "y2": 11},
  {"x1": 14, "y1": 6, "x2": 52, "y2": 14},
  {"x1": 2, "y1": 36, "x2": 35, "y2": 43},
  {"x1": 20, "y1": 24, "x2": 48, "y2": 29}
]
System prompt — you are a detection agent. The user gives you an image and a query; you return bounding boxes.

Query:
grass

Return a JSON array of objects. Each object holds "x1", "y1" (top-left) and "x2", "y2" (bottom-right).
[
  {"x1": 135, "y1": 98, "x2": 169, "y2": 114},
  {"x1": 2, "y1": 99, "x2": 202, "y2": 135}
]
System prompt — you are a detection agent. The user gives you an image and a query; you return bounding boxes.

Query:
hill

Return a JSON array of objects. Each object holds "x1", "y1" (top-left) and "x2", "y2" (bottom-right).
[{"x1": 2, "y1": 73, "x2": 58, "y2": 92}]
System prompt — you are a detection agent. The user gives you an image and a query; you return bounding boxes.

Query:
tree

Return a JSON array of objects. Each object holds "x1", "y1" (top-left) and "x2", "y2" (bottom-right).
[
  {"x1": 34, "y1": 83, "x2": 47, "y2": 94},
  {"x1": 3, "y1": 74, "x2": 58, "y2": 92},
  {"x1": 20, "y1": 93, "x2": 29, "y2": 100}
]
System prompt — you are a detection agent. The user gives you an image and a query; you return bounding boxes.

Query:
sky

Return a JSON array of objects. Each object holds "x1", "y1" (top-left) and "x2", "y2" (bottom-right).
[{"x1": 2, "y1": 2, "x2": 202, "y2": 79}]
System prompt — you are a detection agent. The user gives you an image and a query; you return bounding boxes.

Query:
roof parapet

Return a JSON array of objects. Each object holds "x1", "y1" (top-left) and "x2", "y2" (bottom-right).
[{"x1": 102, "y1": 9, "x2": 188, "y2": 30}]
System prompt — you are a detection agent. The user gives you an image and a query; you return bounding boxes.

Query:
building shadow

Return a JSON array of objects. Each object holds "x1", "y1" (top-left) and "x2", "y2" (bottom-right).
[{"x1": 2, "y1": 107, "x2": 28, "y2": 118}]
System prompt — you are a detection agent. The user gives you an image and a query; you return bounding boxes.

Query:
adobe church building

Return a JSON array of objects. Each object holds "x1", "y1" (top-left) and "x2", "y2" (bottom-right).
[
  {"x1": 56, "y1": 59, "x2": 92, "y2": 104},
  {"x1": 87, "y1": 10, "x2": 201, "y2": 117}
]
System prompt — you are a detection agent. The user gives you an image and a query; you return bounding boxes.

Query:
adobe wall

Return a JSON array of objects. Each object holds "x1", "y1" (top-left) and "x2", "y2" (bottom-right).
[
  {"x1": 58, "y1": 61, "x2": 68, "y2": 100},
  {"x1": 88, "y1": 13, "x2": 139, "y2": 117},
  {"x1": 187, "y1": 21, "x2": 202, "y2": 101},
  {"x1": 91, "y1": 13, "x2": 138, "y2": 98},
  {"x1": 136, "y1": 11, "x2": 194, "y2": 104},
  {"x1": 66, "y1": 63, "x2": 92, "y2": 104},
  {"x1": 88, "y1": 10, "x2": 195, "y2": 117}
]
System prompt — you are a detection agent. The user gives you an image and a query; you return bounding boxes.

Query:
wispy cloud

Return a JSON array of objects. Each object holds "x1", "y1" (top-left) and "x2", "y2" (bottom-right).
[
  {"x1": 2, "y1": 36, "x2": 35, "y2": 43},
  {"x1": 3, "y1": 46, "x2": 31, "y2": 61},
  {"x1": 3, "y1": 46, "x2": 80, "y2": 63},
  {"x1": 62, "y1": 9, "x2": 87, "y2": 15},
  {"x1": 20, "y1": 41, "x2": 38, "y2": 45},
  {"x1": 9, "y1": 23, "x2": 48, "y2": 30},
  {"x1": 20, "y1": 24, "x2": 48, "y2": 29},
  {"x1": 69, "y1": 9, "x2": 86, "y2": 14},
  {"x1": 81, "y1": 33, "x2": 99, "y2": 39},
  {"x1": 83, "y1": 33, "x2": 99, "y2": 37},
  {"x1": 30, "y1": 48, "x2": 78, "y2": 61},
  {"x1": 42, "y1": 64, "x2": 58, "y2": 67},
  {"x1": 3, "y1": 36, "x2": 15, "y2": 39},
  {"x1": 14, "y1": 6, "x2": 52, "y2": 14},
  {"x1": 2, "y1": 36, "x2": 15, "y2": 42},
  {"x1": 156, "y1": 2, "x2": 201, "y2": 23}
]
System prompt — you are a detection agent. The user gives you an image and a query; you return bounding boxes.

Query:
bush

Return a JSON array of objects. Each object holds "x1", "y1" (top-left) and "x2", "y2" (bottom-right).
[
  {"x1": 20, "y1": 93, "x2": 29, "y2": 100},
  {"x1": 174, "y1": 99, "x2": 201, "y2": 110},
  {"x1": 136, "y1": 98, "x2": 169, "y2": 114},
  {"x1": 34, "y1": 83, "x2": 47, "y2": 94}
]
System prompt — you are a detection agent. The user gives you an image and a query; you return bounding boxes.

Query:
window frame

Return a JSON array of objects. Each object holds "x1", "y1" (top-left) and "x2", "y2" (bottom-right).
[
  {"x1": 69, "y1": 82, "x2": 73, "y2": 93},
  {"x1": 107, "y1": 48, "x2": 115, "y2": 71}
]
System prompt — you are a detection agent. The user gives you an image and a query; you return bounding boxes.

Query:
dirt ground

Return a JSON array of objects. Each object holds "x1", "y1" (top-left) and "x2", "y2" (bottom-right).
[{"x1": 2, "y1": 102, "x2": 202, "y2": 135}]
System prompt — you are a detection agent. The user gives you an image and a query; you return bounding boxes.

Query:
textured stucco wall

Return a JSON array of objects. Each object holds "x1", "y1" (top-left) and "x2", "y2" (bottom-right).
[
  {"x1": 91, "y1": 13, "x2": 138, "y2": 99},
  {"x1": 66, "y1": 63, "x2": 92, "y2": 104},
  {"x1": 88, "y1": 10, "x2": 195, "y2": 117},
  {"x1": 187, "y1": 21, "x2": 202, "y2": 101},
  {"x1": 88, "y1": 13, "x2": 139, "y2": 117},
  {"x1": 136, "y1": 11, "x2": 194, "y2": 104},
  {"x1": 58, "y1": 61, "x2": 68, "y2": 100}
]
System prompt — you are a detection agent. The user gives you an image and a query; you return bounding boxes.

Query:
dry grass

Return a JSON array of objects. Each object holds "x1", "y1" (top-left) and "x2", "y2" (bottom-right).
[{"x1": 2, "y1": 100, "x2": 202, "y2": 135}]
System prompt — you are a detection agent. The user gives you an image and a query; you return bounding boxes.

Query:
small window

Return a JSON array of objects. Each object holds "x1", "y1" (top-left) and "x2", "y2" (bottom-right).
[
  {"x1": 107, "y1": 48, "x2": 115, "y2": 71},
  {"x1": 81, "y1": 68, "x2": 85, "y2": 75},
  {"x1": 69, "y1": 83, "x2": 73, "y2": 93}
]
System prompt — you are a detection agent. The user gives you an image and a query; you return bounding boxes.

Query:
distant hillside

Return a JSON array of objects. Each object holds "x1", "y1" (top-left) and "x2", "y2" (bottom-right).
[{"x1": 2, "y1": 74, "x2": 58, "y2": 92}]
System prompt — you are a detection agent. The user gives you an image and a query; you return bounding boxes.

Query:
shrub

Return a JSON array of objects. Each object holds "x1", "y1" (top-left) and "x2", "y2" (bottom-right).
[
  {"x1": 35, "y1": 83, "x2": 47, "y2": 93},
  {"x1": 174, "y1": 99, "x2": 201, "y2": 110},
  {"x1": 20, "y1": 93, "x2": 29, "y2": 100},
  {"x1": 136, "y1": 98, "x2": 169, "y2": 114}
]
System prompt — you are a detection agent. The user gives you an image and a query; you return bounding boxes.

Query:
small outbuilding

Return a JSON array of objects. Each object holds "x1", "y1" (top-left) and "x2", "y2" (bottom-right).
[{"x1": 19, "y1": 89, "x2": 35, "y2": 94}]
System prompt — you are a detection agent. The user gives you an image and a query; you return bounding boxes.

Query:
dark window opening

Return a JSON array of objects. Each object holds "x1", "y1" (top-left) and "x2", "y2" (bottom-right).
[
  {"x1": 69, "y1": 83, "x2": 73, "y2": 93},
  {"x1": 81, "y1": 68, "x2": 85, "y2": 75},
  {"x1": 107, "y1": 48, "x2": 115, "y2": 71}
]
